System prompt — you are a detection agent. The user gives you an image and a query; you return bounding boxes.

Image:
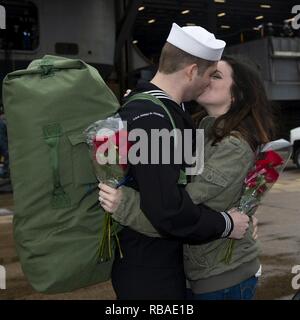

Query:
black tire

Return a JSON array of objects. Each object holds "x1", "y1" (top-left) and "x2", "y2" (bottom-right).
[
  {"x1": 295, "y1": 148, "x2": 300, "y2": 169},
  {"x1": 292, "y1": 290, "x2": 300, "y2": 300}
]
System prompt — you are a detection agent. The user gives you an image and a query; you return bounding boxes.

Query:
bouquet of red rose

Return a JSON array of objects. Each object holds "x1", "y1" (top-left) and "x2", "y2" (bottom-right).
[
  {"x1": 84, "y1": 115, "x2": 131, "y2": 262},
  {"x1": 222, "y1": 139, "x2": 292, "y2": 264}
]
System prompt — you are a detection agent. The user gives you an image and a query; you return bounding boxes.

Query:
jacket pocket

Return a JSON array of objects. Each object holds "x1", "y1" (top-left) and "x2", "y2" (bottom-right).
[
  {"x1": 200, "y1": 165, "x2": 228, "y2": 187},
  {"x1": 183, "y1": 239, "x2": 228, "y2": 281},
  {"x1": 187, "y1": 165, "x2": 229, "y2": 204},
  {"x1": 184, "y1": 244, "x2": 209, "y2": 280}
]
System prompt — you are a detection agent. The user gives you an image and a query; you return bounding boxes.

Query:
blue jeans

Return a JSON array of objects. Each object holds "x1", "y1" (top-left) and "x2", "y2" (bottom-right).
[{"x1": 186, "y1": 276, "x2": 258, "y2": 300}]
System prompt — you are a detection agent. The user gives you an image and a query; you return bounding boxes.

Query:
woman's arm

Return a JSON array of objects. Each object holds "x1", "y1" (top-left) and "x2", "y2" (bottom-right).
[
  {"x1": 99, "y1": 135, "x2": 254, "y2": 237},
  {"x1": 185, "y1": 136, "x2": 254, "y2": 208},
  {"x1": 112, "y1": 185, "x2": 161, "y2": 237}
]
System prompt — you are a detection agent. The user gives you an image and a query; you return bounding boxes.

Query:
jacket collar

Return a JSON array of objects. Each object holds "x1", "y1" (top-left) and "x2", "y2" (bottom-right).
[{"x1": 133, "y1": 81, "x2": 196, "y2": 130}]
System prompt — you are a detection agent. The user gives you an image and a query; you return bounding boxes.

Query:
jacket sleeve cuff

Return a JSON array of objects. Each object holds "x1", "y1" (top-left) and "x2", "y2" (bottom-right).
[{"x1": 220, "y1": 211, "x2": 233, "y2": 238}]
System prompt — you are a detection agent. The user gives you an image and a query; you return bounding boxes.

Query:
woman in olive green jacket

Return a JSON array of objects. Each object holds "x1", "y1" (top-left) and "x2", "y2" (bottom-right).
[{"x1": 98, "y1": 56, "x2": 276, "y2": 300}]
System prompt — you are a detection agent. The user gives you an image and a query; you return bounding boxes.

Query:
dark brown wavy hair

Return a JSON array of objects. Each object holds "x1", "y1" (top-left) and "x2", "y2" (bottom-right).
[{"x1": 195, "y1": 55, "x2": 277, "y2": 151}]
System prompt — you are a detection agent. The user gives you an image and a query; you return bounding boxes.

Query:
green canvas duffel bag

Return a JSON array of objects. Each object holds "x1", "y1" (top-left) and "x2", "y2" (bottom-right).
[{"x1": 2, "y1": 55, "x2": 120, "y2": 293}]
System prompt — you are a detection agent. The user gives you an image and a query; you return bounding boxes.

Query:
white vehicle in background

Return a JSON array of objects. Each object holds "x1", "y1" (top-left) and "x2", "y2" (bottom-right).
[
  {"x1": 290, "y1": 127, "x2": 300, "y2": 168},
  {"x1": 0, "y1": 0, "x2": 148, "y2": 86}
]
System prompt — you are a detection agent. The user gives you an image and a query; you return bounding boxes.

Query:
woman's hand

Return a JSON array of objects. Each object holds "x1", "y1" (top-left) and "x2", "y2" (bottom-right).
[{"x1": 98, "y1": 183, "x2": 123, "y2": 213}]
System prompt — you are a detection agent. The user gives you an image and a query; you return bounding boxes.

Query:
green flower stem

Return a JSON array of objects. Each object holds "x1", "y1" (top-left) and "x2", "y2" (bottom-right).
[
  {"x1": 111, "y1": 221, "x2": 124, "y2": 259},
  {"x1": 99, "y1": 212, "x2": 124, "y2": 262},
  {"x1": 114, "y1": 233, "x2": 124, "y2": 259},
  {"x1": 222, "y1": 239, "x2": 235, "y2": 265},
  {"x1": 108, "y1": 215, "x2": 112, "y2": 259},
  {"x1": 98, "y1": 214, "x2": 107, "y2": 261},
  {"x1": 99, "y1": 212, "x2": 110, "y2": 262}
]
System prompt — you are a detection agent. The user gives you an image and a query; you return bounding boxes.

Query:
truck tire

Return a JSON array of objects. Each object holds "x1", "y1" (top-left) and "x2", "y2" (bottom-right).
[
  {"x1": 292, "y1": 289, "x2": 300, "y2": 300},
  {"x1": 295, "y1": 148, "x2": 300, "y2": 169}
]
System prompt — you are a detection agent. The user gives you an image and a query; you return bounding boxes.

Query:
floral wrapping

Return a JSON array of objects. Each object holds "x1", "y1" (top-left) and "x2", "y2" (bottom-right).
[
  {"x1": 84, "y1": 115, "x2": 131, "y2": 262},
  {"x1": 222, "y1": 139, "x2": 293, "y2": 264}
]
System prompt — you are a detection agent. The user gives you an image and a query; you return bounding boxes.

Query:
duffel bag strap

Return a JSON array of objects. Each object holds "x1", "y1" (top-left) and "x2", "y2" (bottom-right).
[
  {"x1": 124, "y1": 92, "x2": 178, "y2": 144},
  {"x1": 39, "y1": 59, "x2": 55, "y2": 77},
  {"x1": 43, "y1": 123, "x2": 71, "y2": 209},
  {"x1": 123, "y1": 93, "x2": 187, "y2": 185}
]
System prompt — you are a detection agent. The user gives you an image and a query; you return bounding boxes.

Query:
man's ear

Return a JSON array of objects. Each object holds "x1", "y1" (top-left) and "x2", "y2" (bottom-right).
[{"x1": 185, "y1": 64, "x2": 198, "y2": 81}]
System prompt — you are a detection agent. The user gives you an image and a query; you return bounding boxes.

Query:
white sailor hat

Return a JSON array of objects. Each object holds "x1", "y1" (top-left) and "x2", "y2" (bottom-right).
[{"x1": 166, "y1": 23, "x2": 226, "y2": 61}]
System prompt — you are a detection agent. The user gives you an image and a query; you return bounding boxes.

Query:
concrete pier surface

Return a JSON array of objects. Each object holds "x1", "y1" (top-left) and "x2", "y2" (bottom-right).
[{"x1": 0, "y1": 163, "x2": 299, "y2": 300}]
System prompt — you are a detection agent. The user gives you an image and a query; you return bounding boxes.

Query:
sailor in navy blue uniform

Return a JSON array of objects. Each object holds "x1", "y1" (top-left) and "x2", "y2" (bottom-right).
[{"x1": 108, "y1": 23, "x2": 249, "y2": 300}]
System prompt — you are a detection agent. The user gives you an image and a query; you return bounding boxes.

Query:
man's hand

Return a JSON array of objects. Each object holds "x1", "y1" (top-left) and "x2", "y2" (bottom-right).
[{"x1": 227, "y1": 208, "x2": 249, "y2": 239}]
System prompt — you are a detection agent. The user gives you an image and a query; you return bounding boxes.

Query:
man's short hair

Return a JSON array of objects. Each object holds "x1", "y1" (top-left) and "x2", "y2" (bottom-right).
[{"x1": 158, "y1": 43, "x2": 214, "y2": 75}]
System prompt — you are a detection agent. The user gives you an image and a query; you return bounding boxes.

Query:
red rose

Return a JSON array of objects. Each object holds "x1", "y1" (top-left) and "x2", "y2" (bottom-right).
[
  {"x1": 245, "y1": 170, "x2": 258, "y2": 187},
  {"x1": 257, "y1": 150, "x2": 283, "y2": 168},
  {"x1": 255, "y1": 161, "x2": 267, "y2": 172},
  {"x1": 114, "y1": 130, "x2": 131, "y2": 170},
  {"x1": 93, "y1": 130, "x2": 131, "y2": 171},
  {"x1": 245, "y1": 168, "x2": 266, "y2": 185},
  {"x1": 258, "y1": 185, "x2": 267, "y2": 194},
  {"x1": 264, "y1": 167, "x2": 279, "y2": 183},
  {"x1": 245, "y1": 170, "x2": 258, "y2": 184},
  {"x1": 93, "y1": 136, "x2": 109, "y2": 159}
]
